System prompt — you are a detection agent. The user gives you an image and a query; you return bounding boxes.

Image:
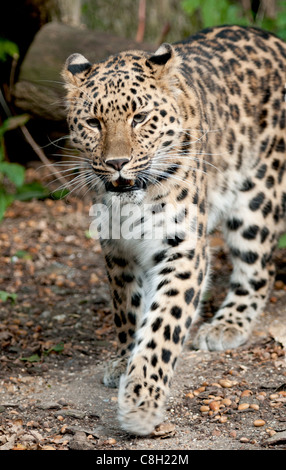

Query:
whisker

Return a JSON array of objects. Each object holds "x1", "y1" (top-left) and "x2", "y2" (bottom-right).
[
  {"x1": 50, "y1": 153, "x2": 91, "y2": 161},
  {"x1": 179, "y1": 127, "x2": 224, "y2": 135},
  {"x1": 47, "y1": 168, "x2": 93, "y2": 189},
  {"x1": 152, "y1": 155, "x2": 222, "y2": 174},
  {"x1": 43, "y1": 168, "x2": 88, "y2": 181},
  {"x1": 151, "y1": 161, "x2": 206, "y2": 174},
  {"x1": 64, "y1": 171, "x2": 95, "y2": 187},
  {"x1": 40, "y1": 135, "x2": 74, "y2": 151},
  {"x1": 156, "y1": 149, "x2": 227, "y2": 157},
  {"x1": 36, "y1": 79, "x2": 65, "y2": 86},
  {"x1": 51, "y1": 176, "x2": 93, "y2": 198},
  {"x1": 147, "y1": 166, "x2": 208, "y2": 187},
  {"x1": 139, "y1": 171, "x2": 162, "y2": 189},
  {"x1": 153, "y1": 152, "x2": 222, "y2": 172},
  {"x1": 69, "y1": 174, "x2": 95, "y2": 194},
  {"x1": 44, "y1": 162, "x2": 90, "y2": 167},
  {"x1": 81, "y1": 175, "x2": 105, "y2": 198},
  {"x1": 180, "y1": 128, "x2": 210, "y2": 145},
  {"x1": 37, "y1": 161, "x2": 91, "y2": 178}
]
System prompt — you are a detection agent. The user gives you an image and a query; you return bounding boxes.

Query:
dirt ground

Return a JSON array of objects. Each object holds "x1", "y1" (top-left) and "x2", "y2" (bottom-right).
[{"x1": 0, "y1": 167, "x2": 285, "y2": 451}]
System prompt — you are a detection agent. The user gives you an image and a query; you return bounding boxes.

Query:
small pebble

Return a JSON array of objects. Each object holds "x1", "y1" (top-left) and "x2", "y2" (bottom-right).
[
  {"x1": 238, "y1": 403, "x2": 249, "y2": 411},
  {"x1": 219, "y1": 379, "x2": 235, "y2": 388},
  {"x1": 274, "y1": 280, "x2": 284, "y2": 290},
  {"x1": 221, "y1": 398, "x2": 232, "y2": 406},
  {"x1": 256, "y1": 394, "x2": 266, "y2": 401},
  {"x1": 253, "y1": 419, "x2": 265, "y2": 427},
  {"x1": 60, "y1": 424, "x2": 68, "y2": 434},
  {"x1": 209, "y1": 401, "x2": 220, "y2": 411},
  {"x1": 219, "y1": 415, "x2": 227, "y2": 423},
  {"x1": 250, "y1": 404, "x2": 260, "y2": 410},
  {"x1": 106, "y1": 438, "x2": 117, "y2": 445},
  {"x1": 211, "y1": 382, "x2": 222, "y2": 388},
  {"x1": 193, "y1": 387, "x2": 205, "y2": 396},
  {"x1": 200, "y1": 405, "x2": 210, "y2": 412},
  {"x1": 26, "y1": 420, "x2": 39, "y2": 427}
]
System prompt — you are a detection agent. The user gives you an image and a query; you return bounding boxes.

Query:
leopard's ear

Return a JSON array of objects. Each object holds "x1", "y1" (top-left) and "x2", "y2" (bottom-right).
[
  {"x1": 62, "y1": 53, "x2": 92, "y2": 87},
  {"x1": 149, "y1": 43, "x2": 174, "y2": 66},
  {"x1": 148, "y1": 43, "x2": 181, "y2": 80},
  {"x1": 148, "y1": 43, "x2": 182, "y2": 93}
]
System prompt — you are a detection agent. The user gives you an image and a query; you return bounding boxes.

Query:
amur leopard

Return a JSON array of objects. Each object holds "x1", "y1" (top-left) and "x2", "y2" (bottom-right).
[{"x1": 62, "y1": 25, "x2": 286, "y2": 435}]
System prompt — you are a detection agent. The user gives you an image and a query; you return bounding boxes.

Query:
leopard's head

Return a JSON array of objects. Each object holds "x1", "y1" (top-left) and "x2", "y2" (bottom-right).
[{"x1": 62, "y1": 44, "x2": 194, "y2": 202}]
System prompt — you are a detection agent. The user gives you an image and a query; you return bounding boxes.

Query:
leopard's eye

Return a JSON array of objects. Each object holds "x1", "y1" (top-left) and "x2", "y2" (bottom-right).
[
  {"x1": 86, "y1": 118, "x2": 101, "y2": 130},
  {"x1": 132, "y1": 112, "x2": 148, "y2": 127}
]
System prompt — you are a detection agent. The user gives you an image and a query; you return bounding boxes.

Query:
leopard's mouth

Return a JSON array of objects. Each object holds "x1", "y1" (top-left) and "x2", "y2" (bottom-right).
[{"x1": 105, "y1": 177, "x2": 147, "y2": 193}]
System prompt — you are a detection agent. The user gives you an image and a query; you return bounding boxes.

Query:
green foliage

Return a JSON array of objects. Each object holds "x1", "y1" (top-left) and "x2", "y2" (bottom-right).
[
  {"x1": 181, "y1": 0, "x2": 247, "y2": 28},
  {"x1": 0, "y1": 161, "x2": 25, "y2": 187},
  {"x1": 0, "y1": 115, "x2": 49, "y2": 221},
  {"x1": 258, "y1": 0, "x2": 286, "y2": 40},
  {"x1": 0, "y1": 37, "x2": 51, "y2": 221},
  {"x1": 278, "y1": 233, "x2": 286, "y2": 249},
  {"x1": 50, "y1": 188, "x2": 70, "y2": 200},
  {"x1": 0, "y1": 37, "x2": 19, "y2": 61},
  {"x1": 276, "y1": 0, "x2": 286, "y2": 40},
  {"x1": 12, "y1": 250, "x2": 32, "y2": 261},
  {"x1": 0, "y1": 290, "x2": 17, "y2": 303},
  {"x1": 44, "y1": 342, "x2": 65, "y2": 355},
  {"x1": 181, "y1": 0, "x2": 286, "y2": 38},
  {"x1": 20, "y1": 354, "x2": 41, "y2": 363},
  {"x1": 20, "y1": 342, "x2": 65, "y2": 363},
  {"x1": 15, "y1": 181, "x2": 49, "y2": 201}
]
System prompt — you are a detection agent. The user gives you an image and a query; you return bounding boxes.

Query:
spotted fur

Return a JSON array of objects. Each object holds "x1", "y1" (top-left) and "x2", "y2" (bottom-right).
[{"x1": 62, "y1": 25, "x2": 286, "y2": 435}]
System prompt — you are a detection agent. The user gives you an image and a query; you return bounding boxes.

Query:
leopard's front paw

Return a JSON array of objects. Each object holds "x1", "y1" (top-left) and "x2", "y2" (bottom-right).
[
  {"x1": 118, "y1": 374, "x2": 166, "y2": 435},
  {"x1": 103, "y1": 357, "x2": 128, "y2": 388},
  {"x1": 192, "y1": 321, "x2": 249, "y2": 351}
]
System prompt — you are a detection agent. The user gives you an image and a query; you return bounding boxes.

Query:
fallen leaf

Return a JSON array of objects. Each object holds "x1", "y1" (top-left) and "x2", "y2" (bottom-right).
[
  {"x1": 12, "y1": 443, "x2": 27, "y2": 450},
  {"x1": 20, "y1": 354, "x2": 41, "y2": 363},
  {"x1": 0, "y1": 435, "x2": 16, "y2": 450},
  {"x1": 151, "y1": 422, "x2": 176, "y2": 438},
  {"x1": 40, "y1": 445, "x2": 57, "y2": 450}
]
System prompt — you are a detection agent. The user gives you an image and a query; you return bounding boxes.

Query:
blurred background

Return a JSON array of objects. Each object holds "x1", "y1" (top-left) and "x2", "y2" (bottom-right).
[{"x1": 0, "y1": 0, "x2": 285, "y2": 219}]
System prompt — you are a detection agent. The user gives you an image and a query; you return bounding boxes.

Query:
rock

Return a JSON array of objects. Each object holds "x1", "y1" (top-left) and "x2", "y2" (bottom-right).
[
  {"x1": 54, "y1": 409, "x2": 86, "y2": 419},
  {"x1": 62, "y1": 424, "x2": 102, "y2": 438},
  {"x1": 36, "y1": 402, "x2": 61, "y2": 410},
  {"x1": 263, "y1": 430, "x2": 286, "y2": 446},
  {"x1": 68, "y1": 431, "x2": 95, "y2": 450}
]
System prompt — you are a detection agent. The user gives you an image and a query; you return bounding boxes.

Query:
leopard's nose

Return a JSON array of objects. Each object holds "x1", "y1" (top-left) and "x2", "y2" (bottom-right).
[{"x1": 105, "y1": 158, "x2": 129, "y2": 171}]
